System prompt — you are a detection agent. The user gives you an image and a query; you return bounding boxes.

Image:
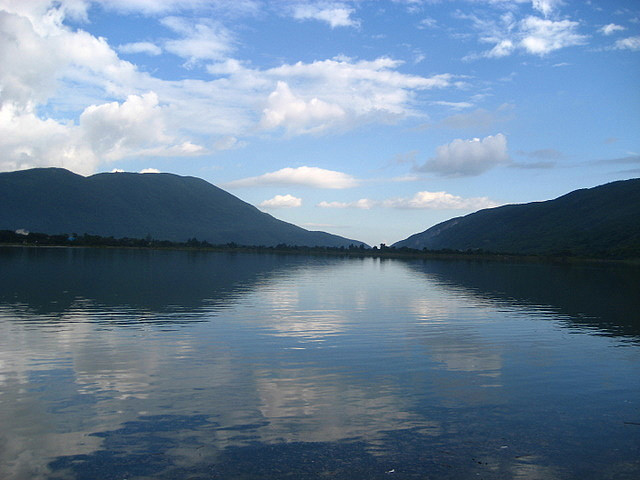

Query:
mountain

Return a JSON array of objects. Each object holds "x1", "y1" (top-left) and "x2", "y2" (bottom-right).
[
  {"x1": 393, "y1": 178, "x2": 640, "y2": 257},
  {"x1": 0, "y1": 168, "x2": 366, "y2": 248}
]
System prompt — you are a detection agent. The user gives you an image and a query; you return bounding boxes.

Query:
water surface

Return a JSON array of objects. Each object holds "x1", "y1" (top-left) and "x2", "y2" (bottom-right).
[{"x1": 1, "y1": 247, "x2": 639, "y2": 479}]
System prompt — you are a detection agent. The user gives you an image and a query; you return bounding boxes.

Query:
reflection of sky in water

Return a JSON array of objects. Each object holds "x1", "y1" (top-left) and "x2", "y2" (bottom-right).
[{"x1": 0, "y1": 250, "x2": 639, "y2": 479}]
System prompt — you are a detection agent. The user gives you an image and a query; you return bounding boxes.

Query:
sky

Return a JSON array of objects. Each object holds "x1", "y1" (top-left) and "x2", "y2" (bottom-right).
[{"x1": 1, "y1": 0, "x2": 639, "y2": 246}]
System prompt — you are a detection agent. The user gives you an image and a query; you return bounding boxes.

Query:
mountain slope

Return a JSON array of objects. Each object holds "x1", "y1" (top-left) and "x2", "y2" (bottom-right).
[
  {"x1": 393, "y1": 178, "x2": 640, "y2": 257},
  {"x1": 0, "y1": 168, "x2": 365, "y2": 247}
]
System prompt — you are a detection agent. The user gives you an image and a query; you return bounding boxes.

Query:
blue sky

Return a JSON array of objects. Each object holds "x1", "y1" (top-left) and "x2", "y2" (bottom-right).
[{"x1": 1, "y1": 0, "x2": 639, "y2": 245}]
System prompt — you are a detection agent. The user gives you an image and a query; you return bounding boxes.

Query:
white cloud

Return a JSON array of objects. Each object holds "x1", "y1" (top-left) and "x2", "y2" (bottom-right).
[
  {"x1": 317, "y1": 192, "x2": 498, "y2": 210},
  {"x1": 599, "y1": 23, "x2": 626, "y2": 36},
  {"x1": 419, "y1": 17, "x2": 438, "y2": 29},
  {"x1": 289, "y1": 3, "x2": 358, "y2": 28},
  {"x1": 0, "y1": 91, "x2": 205, "y2": 174},
  {"x1": 463, "y1": 11, "x2": 588, "y2": 58},
  {"x1": 613, "y1": 36, "x2": 640, "y2": 51},
  {"x1": 383, "y1": 191, "x2": 499, "y2": 209},
  {"x1": 0, "y1": 3, "x2": 173, "y2": 174},
  {"x1": 0, "y1": 103, "x2": 98, "y2": 175},
  {"x1": 254, "y1": 57, "x2": 457, "y2": 132},
  {"x1": 93, "y1": 0, "x2": 260, "y2": 16},
  {"x1": 267, "y1": 57, "x2": 454, "y2": 91},
  {"x1": 226, "y1": 166, "x2": 358, "y2": 189},
  {"x1": 213, "y1": 136, "x2": 245, "y2": 151},
  {"x1": 519, "y1": 16, "x2": 587, "y2": 55},
  {"x1": 486, "y1": 39, "x2": 515, "y2": 58},
  {"x1": 94, "y1": 0, "x2": 210, "y2": 14},
  {"x1": 259, "y1": 194, "x2": 303, "y2": 208},
  {"x1": 432, "y1": 101, "x2": 474, "y2": 110},
  {"x1": 0, "y1": 5, "x2": 140, "y2": 108},
  {"x1": 206, "y1": 56, "x2": 459, "y2": 136},
  {"x1": 317, "y1": 198, "x2": 375, "y2": 209},
  {"x1": 0, "y1": 2, "x2": 464, "y2": 174},
  {"x1": 162, "y1": 16, "x2": 234, "y2": 65},
  {"x1": 0, "y1": 9, "x2": 62, "y2": 106},
  {"x1": 261, "y1": 81, "x2": 346, "y2": 135},
  {"x1": 531, "y1": 0, "x2": 563, "y2": 18},
  {"x1": 416, "y1": 133, "x2": 510, "y2": 177},
  {"x1": 80, "y1": 92, "x2": 174, "y2": 161},
  {"x1": 135, "y1": 141, "x2": 206, "y2": 157},
  {"x1": 139, "y1": 167, "x2": 161, "y2": 173},
  {"x1": 118, "y1": 41, "x2": 162, "y2": 56},
  {"x1": 0, "y1": 1, "x2": 213, "y2": 175}
]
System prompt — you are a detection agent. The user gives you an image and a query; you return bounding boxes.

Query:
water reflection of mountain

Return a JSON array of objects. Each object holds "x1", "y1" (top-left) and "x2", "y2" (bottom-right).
[
  {"x1": 404, "y1": 258, "x2": 640, "y2": 341},
  {"x1": 0, "y1": 247, "x2": 335, "y2": 319}
]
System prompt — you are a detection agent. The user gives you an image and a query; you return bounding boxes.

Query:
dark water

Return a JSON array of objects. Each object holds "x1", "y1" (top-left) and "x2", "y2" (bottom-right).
[{"x1": 0, "y1": 247, "x2": 639, "y2": 480}]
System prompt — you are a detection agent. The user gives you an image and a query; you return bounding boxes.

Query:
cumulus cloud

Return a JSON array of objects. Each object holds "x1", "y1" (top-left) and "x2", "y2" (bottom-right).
[
  {"x1": 252, "y1": 56, "x2": 457, "y2": 133},
  {"x1": 0, "y1": 5, "x2": 139, "y2": 108},
  {"x1": 0, "y1": 90, "x2": 205, "y2": 175},
  {"x1": 259, "y1": 194, "x2": 303, "y2": 208},
  {"x1": 0, "y1": 4, "x2": 179, "y2": 173},
  {"x1": 140, "y1": 167, "x2": 161, "y2": 173},
  {"x1": 613, "y1": 36, "x2": 640, "y2": 51},
  {"x1": 0, "y1": 10, "x2": 63, "y2": 106},
  {"x1": 117, "y1": 41, "x2": 162, "y2": 56},
  {"x1": 0, "y1": 1, "x2": 464, "y2": 174},
  {"x1": 416, "y1": 133, "x2": 510, "y2": 177},
  {"x1": 599, "y1": 23, "x2": 626, "y2": 36},
  {"x1": 261, "y1": 81, "x2": 346, "y2": 135},
  {"x1": 207, "y1": 55, "x2": 457, "y2": 127},
  {"x1": 0, "y1": 103, "x2": 98, "y2": 175},
  {"x1": 226, "y1": 166, "x2": 358, "y2": 189},
  {"x1": 80, "y1": 92, "x2": 174, "y2": 160},
  {"x1": 317, "y1": 192, "x2": 498, "y2": 210},
  {"x1": 289, "y1": 2, "x2": 358, "y2": 28}
]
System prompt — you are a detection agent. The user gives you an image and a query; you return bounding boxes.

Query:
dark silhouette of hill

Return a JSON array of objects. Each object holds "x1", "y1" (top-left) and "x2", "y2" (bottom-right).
[
  {"x1": 393, "y1": 178, "x2": 640, "y2": 257},
  {"x1": 0, "y1": 168, "x2": 365, "y2": 247}
]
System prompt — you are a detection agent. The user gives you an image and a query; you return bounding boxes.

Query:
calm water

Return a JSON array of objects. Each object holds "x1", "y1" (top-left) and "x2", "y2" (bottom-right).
[{"x1": 1, "y1": 247, "x2": 639, "y2": 480}]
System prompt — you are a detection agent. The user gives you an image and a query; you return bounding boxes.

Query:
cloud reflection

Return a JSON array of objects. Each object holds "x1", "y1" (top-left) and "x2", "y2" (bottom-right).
[{"x1": 0, "y1": 251, "x2": 638, "y2": 479}]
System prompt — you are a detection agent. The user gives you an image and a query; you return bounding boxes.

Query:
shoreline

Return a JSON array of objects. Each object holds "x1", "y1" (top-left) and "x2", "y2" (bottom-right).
[{"x1": 2, "y1": 241, "x2": 638, "y2": 267}]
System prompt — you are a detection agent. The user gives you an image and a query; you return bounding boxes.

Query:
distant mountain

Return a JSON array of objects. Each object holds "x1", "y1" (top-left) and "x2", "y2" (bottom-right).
[
  {"x1": 0, "y1": 168, "x2": 366, "y2": 248},
  {"x1": 393, "y1": 178, "x2": 640, "y2": 257}
]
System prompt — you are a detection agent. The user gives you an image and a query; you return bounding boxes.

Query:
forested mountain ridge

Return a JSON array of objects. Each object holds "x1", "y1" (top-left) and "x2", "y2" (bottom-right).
[
  {"x1": 0, "y1": 168, "x2": 365, "y2": 248},
  {"x1": 393, "y1": 178, "x2": 640, "y2": 258}
]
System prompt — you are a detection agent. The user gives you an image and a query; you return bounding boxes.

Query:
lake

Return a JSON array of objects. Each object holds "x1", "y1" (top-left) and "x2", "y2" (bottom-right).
[{"x1": 1, "y1": 247, "x2": 639, "y2": 480}]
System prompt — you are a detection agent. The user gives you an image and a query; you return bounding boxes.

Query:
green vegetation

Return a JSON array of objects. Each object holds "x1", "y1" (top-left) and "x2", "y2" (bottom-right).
[
  {"x1": 0, "y1": 229, "x2": 369, "y2": 251},
  {"x1": 3, "y1": 229, "x2": 638, "y2": 265}
]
